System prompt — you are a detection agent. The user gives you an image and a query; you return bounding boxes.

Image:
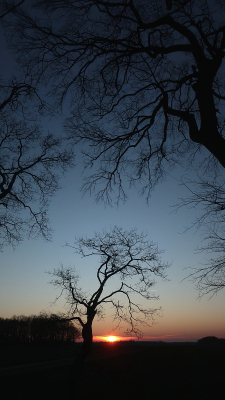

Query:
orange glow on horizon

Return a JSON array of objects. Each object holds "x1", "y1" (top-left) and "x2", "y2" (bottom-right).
[
  {"x1": 106, "y1": 336, "x2": 117, "y2": 342},
  {"x1": 92, "y1": 335, "x2": 200, "y2": 342},
  {"x1": 93, "y1": 335, "x2": 137, "y2": 342}
]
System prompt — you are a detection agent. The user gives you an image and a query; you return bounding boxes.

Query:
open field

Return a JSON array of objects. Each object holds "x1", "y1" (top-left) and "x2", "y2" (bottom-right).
[
  {"x1": 0, "y1": 342, "x2": 78, "y2": 368},
  {"x1": 1, "y1": 341, "x2": 225, "y2": 399}
]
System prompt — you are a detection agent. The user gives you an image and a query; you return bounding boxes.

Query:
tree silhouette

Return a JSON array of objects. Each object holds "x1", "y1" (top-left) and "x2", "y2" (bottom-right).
[
  {"x1": 5, "y1": 0, "x2": 225, "y2": 201},
  {"x1": 49, "y1": 226, "x2": 169, "y2": 362},
  {"x1": 0, "y1": 3, "x2": 75, "y2": 248},
  {"x1": 0, "y1": 81, "x2": 75, "y2": 249},
  {"x1": 177, "y1": 173, "x2": 225, "y2": 297}
]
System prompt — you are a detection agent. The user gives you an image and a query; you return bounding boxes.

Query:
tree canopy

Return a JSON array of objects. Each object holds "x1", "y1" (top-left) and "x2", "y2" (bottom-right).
[{"x1": 4, "y1": 0, "x2": 225, "y2": 201}]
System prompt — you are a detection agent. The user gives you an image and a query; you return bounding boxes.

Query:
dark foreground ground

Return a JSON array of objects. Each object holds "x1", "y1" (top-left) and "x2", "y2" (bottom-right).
[{"x1": 0, "y1": 341, "x2": 225, "y2": 400}]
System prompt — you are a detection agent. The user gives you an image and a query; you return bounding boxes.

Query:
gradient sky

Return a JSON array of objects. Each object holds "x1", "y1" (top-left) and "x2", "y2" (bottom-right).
[
  {"x1": 1, "y1": 158, "x2": 225, "y2": 341},
  {"x1": 0, "y1": 19, "x2": 225, "y2": 342}
]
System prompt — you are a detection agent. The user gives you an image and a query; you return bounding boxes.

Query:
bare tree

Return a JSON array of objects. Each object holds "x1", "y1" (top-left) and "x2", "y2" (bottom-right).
[
  {"x1": 49, "y1": 226, "x2": 169, "y2": 361},
  {"x1": 4, "y1": 0, "x2": 225, "y2": 202},
  {"x1": 0, "y1": 82, "x2": 75, "y2": 249},
  {"x1": 176, "y1": 172, "x2": 225, "y2": 297},
  {"x1": 0, "y1": 3, "x2": 75, "y2": 249}
]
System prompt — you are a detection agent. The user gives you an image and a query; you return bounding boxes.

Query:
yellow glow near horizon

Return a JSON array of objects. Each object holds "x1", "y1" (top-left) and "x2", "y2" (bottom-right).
[{"x1": 106, "y1": 336, "x2": 117, "y2": 342}]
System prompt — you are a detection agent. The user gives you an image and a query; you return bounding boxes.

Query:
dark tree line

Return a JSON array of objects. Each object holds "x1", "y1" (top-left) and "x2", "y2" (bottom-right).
[{"x1": 0, "y1": 313, "x2": 81, "y2": 344}]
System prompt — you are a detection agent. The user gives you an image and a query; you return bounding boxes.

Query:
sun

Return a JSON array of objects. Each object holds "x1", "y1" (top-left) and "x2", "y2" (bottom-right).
[{"x1": 106, "y1": 336, "x2": 117, "y2": 342}]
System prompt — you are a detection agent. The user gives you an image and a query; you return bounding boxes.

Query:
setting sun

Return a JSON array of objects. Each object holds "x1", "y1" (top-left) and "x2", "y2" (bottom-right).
[{"x1": 106, "y1": 336, "x2": 118, "y2": 342}]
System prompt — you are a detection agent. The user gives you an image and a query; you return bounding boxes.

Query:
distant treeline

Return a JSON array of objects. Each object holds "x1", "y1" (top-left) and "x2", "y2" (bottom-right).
[
  {"x1": 0, "y1": 313, "x2": 81, "y2": 344},
  {"x1": 197, "y1": 336, "x2": 225, "y2": 346}
]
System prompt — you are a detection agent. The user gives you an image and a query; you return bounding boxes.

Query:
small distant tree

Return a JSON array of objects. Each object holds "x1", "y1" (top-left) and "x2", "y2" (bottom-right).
[{"x1": 49, "y1": 226, "x2": 169, "y2": 362}]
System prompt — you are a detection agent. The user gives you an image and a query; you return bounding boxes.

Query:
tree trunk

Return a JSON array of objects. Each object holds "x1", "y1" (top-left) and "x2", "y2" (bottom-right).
[
  {"x1": 74, "y1": 308, "x2": 96, "y2": 368},
  {"x1": 73, "y1": 322, "x2": 93, "y2": 369},
  {"x1": 81, "y1": 321, "x2": 93, "y2": 360}
]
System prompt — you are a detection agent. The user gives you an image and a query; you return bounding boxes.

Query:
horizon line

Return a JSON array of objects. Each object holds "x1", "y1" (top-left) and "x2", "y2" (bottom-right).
[{"x1": 89, "y1": 335, "x2": 200, "y2": 342}]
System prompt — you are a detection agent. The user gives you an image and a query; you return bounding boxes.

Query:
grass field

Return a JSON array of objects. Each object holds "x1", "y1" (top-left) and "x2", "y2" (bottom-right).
[{"x1": 0, "y1": 341, "x2": 224, "y2": 399}]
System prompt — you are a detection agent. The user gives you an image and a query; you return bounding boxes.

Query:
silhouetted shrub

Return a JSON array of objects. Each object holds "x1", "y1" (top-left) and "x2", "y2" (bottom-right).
[{"x1": 197, "y1": 336, "x2": 225, "y2": 347}]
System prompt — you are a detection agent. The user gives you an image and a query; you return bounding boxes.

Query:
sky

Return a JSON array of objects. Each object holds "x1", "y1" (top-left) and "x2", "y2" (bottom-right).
[
  {"x1": 0, "y1": 8, "x2": 225, "y2": 343},
  {"x1": 1, "y1": 157, "x2": 225, "y2": 342}
]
